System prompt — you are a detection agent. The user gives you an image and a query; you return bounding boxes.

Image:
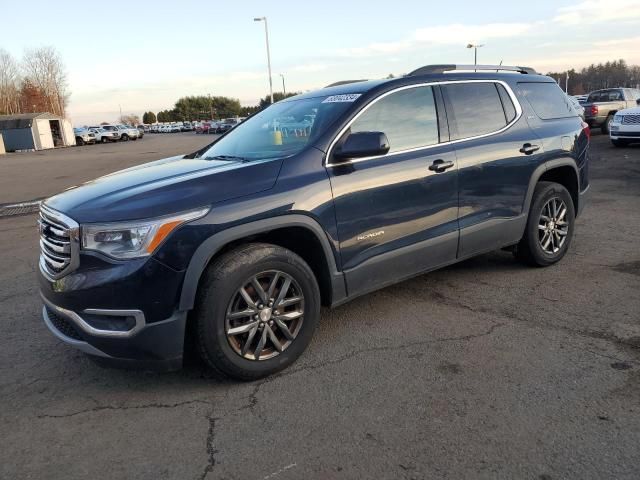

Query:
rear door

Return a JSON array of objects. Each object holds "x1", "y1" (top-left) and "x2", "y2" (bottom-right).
[
  {"x1": 442, "y1": 80, "x2": 544, "y2": 258},
  {"x1": 327, "y1": 84, "x2": 459, "y2": 297}
]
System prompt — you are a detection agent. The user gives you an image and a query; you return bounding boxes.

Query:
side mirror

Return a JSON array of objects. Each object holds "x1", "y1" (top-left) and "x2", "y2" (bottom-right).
[{"x1": 334, "y1": 131, "x2": 390, "y2": 161}]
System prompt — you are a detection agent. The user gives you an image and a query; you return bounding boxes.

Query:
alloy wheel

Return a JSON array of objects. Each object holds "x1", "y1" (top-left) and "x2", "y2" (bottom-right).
[
  {"x1": 538, "y1": 197, "x2": 569, "y2": 254},
  {"x1": 225, "y1": 270, "x2": 305, "y2": 360}
]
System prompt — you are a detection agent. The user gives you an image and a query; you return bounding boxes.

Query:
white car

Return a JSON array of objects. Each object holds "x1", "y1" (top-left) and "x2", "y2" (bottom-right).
[
  {"x1": 116, "y1": 124, "x2": 139, "y2": 141},
  {"x1": 88, "y1": 127, "x2": 120, "y2": 143},
  {"x1": 609, "y1": 105, "x2": 640, "y2": 147},
  {"x1": 169, "y1": 124, "x2": 182, "y2": 133}
]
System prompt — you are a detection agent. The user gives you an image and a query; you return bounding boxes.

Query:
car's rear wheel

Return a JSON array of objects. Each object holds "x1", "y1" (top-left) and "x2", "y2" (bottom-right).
[
  {"x1": 601, "y1": 114, "x2": 614, "y2": 134},
  {"x1": 612, "y1": 139, "x2": 628, "y2": 147},
  {"x1": 515, "y1": 181, "x2": 575, "y2": 267},
  {"x1": 194, "y1": 243, "x2": 320, "y2": 380}
]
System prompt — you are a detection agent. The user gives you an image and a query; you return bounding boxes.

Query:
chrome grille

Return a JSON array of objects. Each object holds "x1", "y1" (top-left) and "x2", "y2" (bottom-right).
[
  {"x1": 622, "y1": 115, "x2": 640, "y2": 125},
  {"x1": 39, "y1": 205, "x2": 80, "y2": 279}
]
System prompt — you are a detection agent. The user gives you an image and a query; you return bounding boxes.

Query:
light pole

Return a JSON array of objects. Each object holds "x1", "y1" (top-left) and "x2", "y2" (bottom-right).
[
  {"x1": 254, "y1": 16, "x2": 274, "y2": 105},
  {"x1": 466, "y1": 43, "x2": 484, "y2": 68},
  {"x1": 280, "y1": 74, "x2": 286, "y2": 96}
]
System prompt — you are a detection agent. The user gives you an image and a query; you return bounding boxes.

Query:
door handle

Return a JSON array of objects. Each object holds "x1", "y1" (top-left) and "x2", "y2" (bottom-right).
[
  {"x1": 519, "y1": 143, "x2": 540, "y2": 155},
  {"x1": 429, "y1": 159, "x2": 455, "y2": 173}
]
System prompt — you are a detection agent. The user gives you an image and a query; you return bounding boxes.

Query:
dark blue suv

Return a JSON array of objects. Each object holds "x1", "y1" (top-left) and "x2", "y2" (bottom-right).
[{"x1": 39, "y1": 65, "x2": 590, "y2": 379}]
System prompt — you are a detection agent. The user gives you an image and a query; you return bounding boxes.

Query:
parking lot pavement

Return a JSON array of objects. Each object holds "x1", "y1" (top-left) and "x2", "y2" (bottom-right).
[
  {"x1": 0, "y1": 133, "x2": 216, "y2": 205},
  {"x1": 0, "y1": 134, "x2": 639, "y2": 479}
]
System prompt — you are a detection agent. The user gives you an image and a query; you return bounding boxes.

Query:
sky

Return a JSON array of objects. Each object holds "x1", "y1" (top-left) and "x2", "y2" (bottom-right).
[{"x1": 2, "y1": 0, "x2": 640, "y2": 124}]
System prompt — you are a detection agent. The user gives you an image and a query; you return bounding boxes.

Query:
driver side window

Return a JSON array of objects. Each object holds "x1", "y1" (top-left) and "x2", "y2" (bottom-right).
[{"x1": 349, "y1": 86, "x2": 439, "y2": 153}]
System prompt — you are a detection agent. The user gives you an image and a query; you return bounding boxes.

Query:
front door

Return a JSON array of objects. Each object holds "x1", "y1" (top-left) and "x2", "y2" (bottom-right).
[{"x1": 327, "y1": 84, "x2": 459, "y2": 298}]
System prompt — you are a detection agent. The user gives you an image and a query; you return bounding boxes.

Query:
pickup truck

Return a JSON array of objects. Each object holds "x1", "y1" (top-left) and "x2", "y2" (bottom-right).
[{"x1": 582, "y1": 88, "x2": 640, "y2": 134}]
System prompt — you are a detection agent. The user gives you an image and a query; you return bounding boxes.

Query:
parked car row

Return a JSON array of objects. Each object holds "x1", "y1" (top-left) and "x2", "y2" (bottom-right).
[
  {"x1": 148, "y1": 123, "x2": 188, "y2": 133},
  {"x1": 74, "y1": 124, "x2": 145, "y2": 145},
  {"x1": 195, "y1": 118, "x2": 245, "y2": 134}
]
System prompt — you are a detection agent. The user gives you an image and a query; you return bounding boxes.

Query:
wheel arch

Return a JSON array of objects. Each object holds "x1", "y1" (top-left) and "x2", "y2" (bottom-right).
[
  {"x1": 524, "y1": 159, "x2": 580, "y2": 217},
  {"x1": 179, "y1": 215, "x2": 346, "y2": 311}
]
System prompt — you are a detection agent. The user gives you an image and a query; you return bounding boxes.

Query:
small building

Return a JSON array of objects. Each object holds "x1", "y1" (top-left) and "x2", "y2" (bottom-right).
[{"x1": 0, "y1": 113, "x2": 75, "y2": 152}]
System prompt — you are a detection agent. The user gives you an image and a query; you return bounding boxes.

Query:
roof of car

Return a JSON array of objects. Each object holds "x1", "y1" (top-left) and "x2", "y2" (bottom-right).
[{"x1": 289, "y1": 68, "x2": 553, "y2": 102}]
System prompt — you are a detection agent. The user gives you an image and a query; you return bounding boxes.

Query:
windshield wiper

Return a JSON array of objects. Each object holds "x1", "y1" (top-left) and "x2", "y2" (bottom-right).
[{"x1": 204, "y1": 155, "x2": 248, "y2": 162}]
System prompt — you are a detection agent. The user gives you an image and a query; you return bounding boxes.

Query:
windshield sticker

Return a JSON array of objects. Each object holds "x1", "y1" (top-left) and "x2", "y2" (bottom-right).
[{"x1": 322, "y1": 94, "x2": 362, "y2": 103}]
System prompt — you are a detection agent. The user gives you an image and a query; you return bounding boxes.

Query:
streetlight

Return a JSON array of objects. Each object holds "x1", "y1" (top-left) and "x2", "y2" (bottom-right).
[
  {"x1": 254, "y1": 16, "x2": 274, "y2": 105},
  {"x1": 466, "y1": 43, "x2": 484, "y2": 68},
  {"x1": 280, "y1": 74, "x2": 286, "y2": 96}
]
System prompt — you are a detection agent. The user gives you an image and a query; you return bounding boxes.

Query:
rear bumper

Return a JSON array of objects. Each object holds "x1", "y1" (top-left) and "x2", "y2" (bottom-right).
[
  {"x1": 42, "y1": 296, "x2": 186, "y2": 371},
  {"x1": 585, "y1": 116, "x2": 606, "y2": 128},
  {"x1": 577, "y1": 184, "x2": 589, "y2": 217}
]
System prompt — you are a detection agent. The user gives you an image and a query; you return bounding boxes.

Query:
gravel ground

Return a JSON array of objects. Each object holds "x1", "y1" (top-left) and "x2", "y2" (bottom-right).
[{"x1": 0, "y1": 134, "x2": 638, "y2": 480}]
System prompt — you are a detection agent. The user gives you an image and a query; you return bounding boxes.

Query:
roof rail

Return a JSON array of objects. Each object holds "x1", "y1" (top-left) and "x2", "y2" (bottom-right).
[
  {"x1": 408, "y1": 64, "x2": 537, "y2": 76},
  {"x1": 324, "y1": 79, "x2": 369, "y2": 88}
]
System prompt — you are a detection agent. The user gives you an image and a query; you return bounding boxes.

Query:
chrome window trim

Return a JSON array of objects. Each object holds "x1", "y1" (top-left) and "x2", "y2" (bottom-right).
[
  {"x1": 325, "y1": 79, "x2": 523, "y2": 168},
  {"x1": 41, "y1": 294, "x2": 146, "y2": 338}
]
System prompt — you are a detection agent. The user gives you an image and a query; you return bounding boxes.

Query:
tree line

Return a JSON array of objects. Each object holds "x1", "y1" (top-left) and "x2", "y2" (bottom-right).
[
  {"x1": 547, "y1": 59, "x2": 640, "y2": 95},
  {"x1": 142, "y1": 92, "x2": 299, "y2": 123},
  {"x1": 0, "y1": 47, "x2": 69, "y2": 117}
]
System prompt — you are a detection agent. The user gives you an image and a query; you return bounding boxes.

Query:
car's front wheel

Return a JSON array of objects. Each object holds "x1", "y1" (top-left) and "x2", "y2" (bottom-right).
[
  {"x1": 121, "y1": 134, "x2": 129, "y2": 141},
  {"x1": 515, "y1": 181, "x2": 575, "y2": 267},
  {"x1": 194, "y1": 243, "x2": 320, "y2": 380},
  {"x1": 75, "y1": 137, "x2": 84, "y2": 146}
]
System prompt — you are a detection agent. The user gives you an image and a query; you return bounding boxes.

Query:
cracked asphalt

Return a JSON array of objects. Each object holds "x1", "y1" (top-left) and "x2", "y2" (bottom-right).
[{"x1": 1, "y1": 134, "x2": 639, "y2": 480}]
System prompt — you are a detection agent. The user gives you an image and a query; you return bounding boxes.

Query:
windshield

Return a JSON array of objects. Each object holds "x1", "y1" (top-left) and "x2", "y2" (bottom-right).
[{"x1": 199, "y1": 96, "x2": 355, "y2": 161}]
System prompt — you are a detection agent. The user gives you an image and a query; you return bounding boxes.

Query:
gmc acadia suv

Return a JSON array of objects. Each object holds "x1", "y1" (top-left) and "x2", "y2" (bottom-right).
[{"x1": 38, "y1": 65, "x2": 590, "y2": 380}]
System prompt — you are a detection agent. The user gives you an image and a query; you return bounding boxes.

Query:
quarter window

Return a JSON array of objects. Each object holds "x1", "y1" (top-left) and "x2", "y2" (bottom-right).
[
  {"x1": 497, "y1": 84, "x2": 517, "y2": 123},
  {"x1": 519, "y1": 82, "x2": 576, "y2": 120},
  {"x1": 444, "y1": 83, "x2": 508, "y2": 140},
  {"x1": 348, "y1": 86, "x2": 439, "y2": 153}
]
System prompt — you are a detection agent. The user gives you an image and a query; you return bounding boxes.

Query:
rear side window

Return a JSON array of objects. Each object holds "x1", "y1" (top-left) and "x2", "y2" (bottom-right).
[
  {"x1": 444, "y1": 82, "x2": 508, "y2": 139},
  {"x1": 519, "y1": 82, "x2": 576, "y2": 120},
  {"x1": 587, "y1": 89, "x2": 623, "y2": 103},
  {"x1": 349, "y1": 85, "x2": 439, "y2": 152}
]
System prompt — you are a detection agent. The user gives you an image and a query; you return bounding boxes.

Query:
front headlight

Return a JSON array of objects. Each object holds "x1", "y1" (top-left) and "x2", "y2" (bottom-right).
[
  {"x1": 614, "y1": 114, "x2": 623, "y2": 123},
  {"x1": 81, "y1": 207, "x2": 209, "y2": 259}
]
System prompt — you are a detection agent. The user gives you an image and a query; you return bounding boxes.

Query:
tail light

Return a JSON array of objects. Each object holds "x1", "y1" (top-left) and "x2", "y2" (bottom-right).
[
  {"x1": 588, "y1": 105, "x2": 598, "y2": 116},
  {"x1": 581, "y1": 121, "x2": 591, "y2": 141}
]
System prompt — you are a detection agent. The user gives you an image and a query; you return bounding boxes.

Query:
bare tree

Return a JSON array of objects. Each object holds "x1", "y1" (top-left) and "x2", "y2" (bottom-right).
[
  {"x1": 119, "y1": 114, "x2": 140, "y2": 126},
  {"x1": 22, "y1": 46, "x2": 69, "y2": 117},
  {"x1": 0, "y1": 49, "x2": 21, "y2": 114}
]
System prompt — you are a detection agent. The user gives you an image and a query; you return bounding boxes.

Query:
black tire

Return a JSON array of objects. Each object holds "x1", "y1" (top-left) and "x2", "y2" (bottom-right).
[
  {"x1": 515, "y1": 181, "x2": 575, "y2": 267},
  {"x1": 121, "y1": 134, "x2": 129, "y2": 141},
  {"x1": 131, "y1": 136, "x2": 137, "y2": 141},
  {"x1": 194, "y1": 243, "x2": 321, "y2": 380},
  {"x1": 601, "y1": 114, "x2": 613, "y2": 135},
  {"x1": 75, "y1": 137, "x2": 84, "y2": 146},
  {"x1": 101, "y1": 137, "x2": 108, "y2": 143},
  {"x1": 612, "y1": 139, "x2": 628, "y2": 147}
]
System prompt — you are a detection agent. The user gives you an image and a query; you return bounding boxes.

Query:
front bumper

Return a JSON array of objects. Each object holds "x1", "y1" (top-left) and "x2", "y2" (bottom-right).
[
  {"x1": 42, "y1": 296, "x2": 186, "y2": 371},
  {"x1": 609, "y1": 123, "x2": 640, "y2": 140},
  {"x1": 39, "y1": 251, "x2": 189, "y2": 370}
]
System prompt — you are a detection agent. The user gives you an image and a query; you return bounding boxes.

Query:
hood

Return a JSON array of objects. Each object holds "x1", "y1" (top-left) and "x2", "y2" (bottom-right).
[
  {"x1": 45, "y1": 154, "x2": 283, "y2": 223},
  {"x1": 619, "y1": 106, "x2": 640, "y2": 115}
]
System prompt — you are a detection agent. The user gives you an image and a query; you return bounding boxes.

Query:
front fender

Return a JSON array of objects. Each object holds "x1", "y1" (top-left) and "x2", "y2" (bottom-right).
[{"x1": 178, "y1": 214, "x2": 346, "y2": 311}]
